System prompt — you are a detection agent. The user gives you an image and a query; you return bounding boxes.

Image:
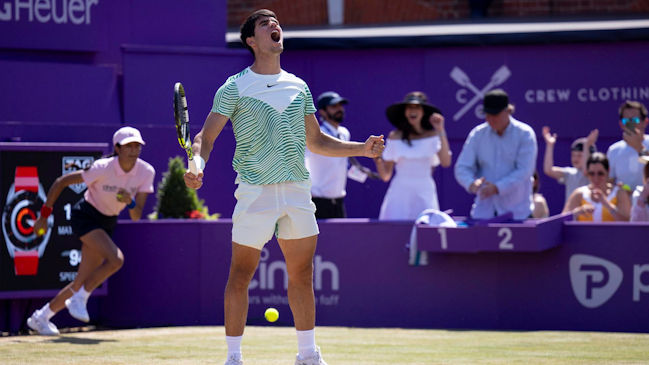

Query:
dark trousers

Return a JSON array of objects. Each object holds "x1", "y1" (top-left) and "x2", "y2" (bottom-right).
[{"x1": 312, "y1": 197, "x2": 346, "y2": 219}]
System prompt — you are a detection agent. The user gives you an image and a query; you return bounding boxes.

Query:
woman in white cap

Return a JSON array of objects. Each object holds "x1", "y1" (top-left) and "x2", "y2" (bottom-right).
[
  {"x1": 374, "y1": 91, "x2": 452, "y2": 220},
  {"x1": 26, "y1": 126, "x2": 155, "y2": 335}
]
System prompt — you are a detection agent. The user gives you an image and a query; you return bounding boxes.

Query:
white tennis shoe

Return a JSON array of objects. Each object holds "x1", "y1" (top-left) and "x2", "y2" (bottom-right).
[
  {"x1": 65, "y1": 293, "x2": 89, "y2": 323},
  {"x1": 295, "y1": 347, "x2": 328, "y2": 365},
  {"x1": 27, "y1": 310, "x2": 60, "y2": 336},
  {"x1": 224, "y1": 353, "x2": 243, "y2": 365}
]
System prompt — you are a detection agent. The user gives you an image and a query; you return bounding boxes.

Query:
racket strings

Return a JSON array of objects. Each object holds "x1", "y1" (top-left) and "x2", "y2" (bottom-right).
[{"x1": 174, "y1": 82, "x2": 194, "y2": 161}]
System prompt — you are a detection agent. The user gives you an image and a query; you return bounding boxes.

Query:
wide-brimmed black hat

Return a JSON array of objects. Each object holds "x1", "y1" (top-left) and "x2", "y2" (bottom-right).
[{"x1": 385, "y1": 91, "x2": 442, "y2": 129}]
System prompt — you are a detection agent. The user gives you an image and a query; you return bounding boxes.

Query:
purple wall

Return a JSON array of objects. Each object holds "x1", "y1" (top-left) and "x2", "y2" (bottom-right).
[
  {"x1": 93, "y1": 219, "x2": 649, "y2": 333},
  {"x1": 0, "y1": 0, "x2": 225, "y2": 53},
  {"x1": 3, "y1": 218, "x2": 649, "y2": 333}
]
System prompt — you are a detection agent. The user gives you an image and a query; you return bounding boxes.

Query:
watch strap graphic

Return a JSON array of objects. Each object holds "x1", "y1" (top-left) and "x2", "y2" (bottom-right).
[{"x1": 12, "y1": 166, "x2": 40, "y2": 275}]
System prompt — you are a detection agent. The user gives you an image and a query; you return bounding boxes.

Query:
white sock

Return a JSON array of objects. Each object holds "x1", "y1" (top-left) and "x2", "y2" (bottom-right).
[
  {"x1": 296, "y1": 328, "x2": 316, "y2": 359},
  {"x1": 39, "y1": 303, "x2": 55, "y2": 320},
  {"x1": 226, "y1": 335, "x2": 242, "y2": 358},
  {"x1": 77, "y1": 286, "x2": 91, "y2": 300}
]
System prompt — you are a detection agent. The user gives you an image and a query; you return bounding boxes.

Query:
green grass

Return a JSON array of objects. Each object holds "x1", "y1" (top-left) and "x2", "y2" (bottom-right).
[{"x1": 2, "y1": 326, "x2": 649, "y2": 364}]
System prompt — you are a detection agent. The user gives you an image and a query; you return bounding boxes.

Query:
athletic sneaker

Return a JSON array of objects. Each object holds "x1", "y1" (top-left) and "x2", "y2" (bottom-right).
[
  {"x1": 224, "y1": 353, "x2": 243, "y2": 365},
  {"x1": 295, "y1": 347, "x2": 328, "y2": 365},
  {"x1": 65, "y1": 293, "x2": 89, "y2": 322},
  {"x1": 27, "y1": 310, "x2": 60, "y2": 336}
]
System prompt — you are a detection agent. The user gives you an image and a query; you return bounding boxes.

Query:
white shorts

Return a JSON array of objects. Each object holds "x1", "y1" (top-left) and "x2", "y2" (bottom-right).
[{"x1": 232, "y1": 179, "x2": 319, "y2": 250}]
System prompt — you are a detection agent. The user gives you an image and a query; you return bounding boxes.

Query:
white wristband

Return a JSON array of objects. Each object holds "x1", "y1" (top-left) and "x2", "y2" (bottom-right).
[{"x1": 194, "y1": 155, "x2": 206, "y2": 171}]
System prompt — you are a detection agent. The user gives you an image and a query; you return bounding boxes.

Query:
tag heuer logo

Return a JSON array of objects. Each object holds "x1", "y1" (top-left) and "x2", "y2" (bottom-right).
[
  {"x1": 62, "y1": 156, "x2": 94, "y2": 194},
  {"x1": 569, "y1": 254, "x2": 623, "y2": 309}
]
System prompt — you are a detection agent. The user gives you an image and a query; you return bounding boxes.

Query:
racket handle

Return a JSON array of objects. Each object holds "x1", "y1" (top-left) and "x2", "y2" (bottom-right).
[{"x1": 188, "y1": 158, "x2": 198, "y2": 175}]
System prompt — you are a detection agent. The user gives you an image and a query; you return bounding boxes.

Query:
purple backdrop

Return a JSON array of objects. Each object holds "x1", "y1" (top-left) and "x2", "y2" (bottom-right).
[
  {"x1": 0, "y1": 0, "x2": 225, "y2": 53},
  {"x1": 91, "y1": 219, "x2": 649, "y2": 333},
  {"x1": 2, "y1": 217, "x2": 649, "y2": 333}
]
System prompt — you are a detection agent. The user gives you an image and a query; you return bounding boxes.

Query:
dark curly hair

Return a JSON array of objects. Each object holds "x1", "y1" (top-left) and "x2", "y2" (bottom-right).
[{"x1": 240, "y1": 9, "x2": 277, "y2": 55}]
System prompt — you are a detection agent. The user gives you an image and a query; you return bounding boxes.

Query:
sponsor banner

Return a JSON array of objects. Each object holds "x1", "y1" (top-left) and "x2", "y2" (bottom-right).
[
  {"x1": 0, "y1": 0, "x2": 107, "y2": 51},
  {"x1": 247, "y1": 247, "x2": 340, "y2": 321},
  {"x1": 0, "y1": 146, "x2": 103, "y2": 298},
  {"x1": 0, "y1": 0, "x2": 225, "y2": 52}
]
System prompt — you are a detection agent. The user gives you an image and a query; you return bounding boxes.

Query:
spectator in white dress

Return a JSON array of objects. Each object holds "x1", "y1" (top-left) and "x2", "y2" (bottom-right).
[{"x1": 374, "y1": 91, "x2": 452, "y2": 220}]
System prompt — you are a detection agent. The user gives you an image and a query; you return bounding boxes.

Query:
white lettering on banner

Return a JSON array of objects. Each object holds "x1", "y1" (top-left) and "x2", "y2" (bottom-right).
[
  {"x1": 0, "y1": 2, "x2": 10, "y2": 20},
  {"x1": 450, "y1": 65, "x2": 512, "y2": 121},
  {"x1": 61, "y1": 249, "x2": 81, "y2": 266},
  {"x1": 497, "y1": 227, "x2": 514, "y2": 250},
  {"x1": 249, "y1": 250, "x2": 340, "y2": 292},
  {"x1": 456, "y1": 89, "x2": 468, "y2": 104},
  {"x1": 0, "y1": 0, "x2": 99, "y2": 24},
  {"x1": 451, "y1": 65, "x2": 649, "y2": 116},
  {"x1": 569, "y1": 254, "x2": 623, "y2": 308},
  {"x1": 576, "y1": 87, "x2": 649, "y2": 102},
  {"x1": 524, "y1": 89, "x2": 571, "y2": 103},
  {"x1": 59, "y1": 271, "x2": 77, "y2": 282},
  {"x1": 247, "y1": 294, "x2": 340, "y2": 307},
  {"x1": 57, "y1": 225, "x2": 73, "y2": 235},
  {"x1": 314, "y1": 255, "x2": 339, "y2": 290},
  {"x1": 633, "y1": 264, "x2": 649, "y2": 302}
]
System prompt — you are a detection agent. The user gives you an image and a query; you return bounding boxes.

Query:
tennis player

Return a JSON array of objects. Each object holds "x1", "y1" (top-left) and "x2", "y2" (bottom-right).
[
  {"x1": 27, "y1": 126, "x2": 155, "y2": 335},
  {"x1": 183, "y1": 9, "x2": 384, "y2": 365}
]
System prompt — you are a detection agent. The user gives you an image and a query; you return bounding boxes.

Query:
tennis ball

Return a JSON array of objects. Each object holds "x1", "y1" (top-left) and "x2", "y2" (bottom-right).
[
  {"x1": 37, "y1": 228, "x2": 45, "y2": 236},
  {"x1": 264, "y1": 308, "x2": 279, "y2": 323},
  {"x1": 116, "y1": 193, "x2": 123, "y2": 200}
]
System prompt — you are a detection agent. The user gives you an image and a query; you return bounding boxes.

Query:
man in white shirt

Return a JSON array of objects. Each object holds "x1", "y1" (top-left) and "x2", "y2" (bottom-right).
[
  {"x1": 305, "y1": 91, "x2": 359, "y2": 218},
  {"x1": 606, "y1": 100, "x2": 649, "y2": 190}
]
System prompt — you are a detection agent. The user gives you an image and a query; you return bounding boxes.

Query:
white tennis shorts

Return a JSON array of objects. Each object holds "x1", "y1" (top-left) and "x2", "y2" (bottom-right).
[{"x1": 232, "y1": 179, "x2": 319, "y2": 249}]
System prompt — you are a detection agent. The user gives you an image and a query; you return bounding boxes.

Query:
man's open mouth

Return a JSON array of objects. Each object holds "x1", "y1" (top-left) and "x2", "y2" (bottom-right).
[{"x1": 271, "y1": 30, "x2": 280, "y2": 42}]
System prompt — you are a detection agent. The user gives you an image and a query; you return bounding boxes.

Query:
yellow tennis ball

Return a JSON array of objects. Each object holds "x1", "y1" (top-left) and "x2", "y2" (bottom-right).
[
  {"x1": 37, "y1": 228, "x2": 45, "y2": 236},
  {"x1": 264, "y1": 308, "x2": 279, "y2": 323}
]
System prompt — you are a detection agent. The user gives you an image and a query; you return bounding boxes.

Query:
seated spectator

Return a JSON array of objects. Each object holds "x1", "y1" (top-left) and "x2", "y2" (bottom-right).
[
  {"x1": 531, "y1": 171, "x2": 549, "y2": 219},
  {"x1": 542, "y1": 126, "x2": 598, "y2": 205},
  {"x1": 630, "y1": 157, "x2": 649, "y2": 222},
  {"x1": 563, "y1": 152, "x2": 631, "y2": 221}
]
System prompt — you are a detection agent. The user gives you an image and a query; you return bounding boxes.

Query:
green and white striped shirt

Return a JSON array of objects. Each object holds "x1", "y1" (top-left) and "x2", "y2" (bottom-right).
[{"x1": 212, "y1": 67, "x2": 317, "y2": 185}]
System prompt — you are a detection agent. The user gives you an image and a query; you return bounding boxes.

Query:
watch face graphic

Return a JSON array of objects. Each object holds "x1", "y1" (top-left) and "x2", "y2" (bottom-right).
[
  {"x1": 2, "y1": 166, "x2": 53, "y2": 275},
  {"x1": 3, "y1": 189, "x2": 51, "y2": 252}
]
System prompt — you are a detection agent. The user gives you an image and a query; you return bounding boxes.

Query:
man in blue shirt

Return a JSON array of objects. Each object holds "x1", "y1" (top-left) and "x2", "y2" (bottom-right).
[{"x1": 454, "y1": 89, "x2": 537, "y2": 219}]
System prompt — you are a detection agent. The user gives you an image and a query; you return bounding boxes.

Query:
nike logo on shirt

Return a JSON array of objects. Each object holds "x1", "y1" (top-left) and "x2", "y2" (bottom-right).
[{"x1": 266, "y1": 83, "x2": 278, "y2": 88}]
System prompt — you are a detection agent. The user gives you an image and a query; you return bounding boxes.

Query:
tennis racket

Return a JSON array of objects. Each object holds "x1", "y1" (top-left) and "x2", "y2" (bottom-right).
[{"x1": 173, "y1": 82, "x2": 198, "y2": 175}]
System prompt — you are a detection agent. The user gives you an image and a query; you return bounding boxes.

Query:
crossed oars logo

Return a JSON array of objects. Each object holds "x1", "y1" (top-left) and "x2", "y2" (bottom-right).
[{"x1": 451, "y1": 65, "x2": 511, "y2": 121}]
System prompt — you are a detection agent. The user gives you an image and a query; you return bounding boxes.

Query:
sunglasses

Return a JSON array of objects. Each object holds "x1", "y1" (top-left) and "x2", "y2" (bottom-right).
[
  {"x1": 587, "y1": 171, "x2": 606, "y2": 177},
  {"x1": 571, "y1": 143, "x2": 596, "y2": 153},
  {"x1": 621, "y1": 117, "x2": 642, "y2": 125}
]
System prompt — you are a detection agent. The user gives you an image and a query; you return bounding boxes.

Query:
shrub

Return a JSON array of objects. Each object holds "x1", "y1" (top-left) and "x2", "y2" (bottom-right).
[{"x1": 149, "y1": 156, "x2": 219, "y2": 220}]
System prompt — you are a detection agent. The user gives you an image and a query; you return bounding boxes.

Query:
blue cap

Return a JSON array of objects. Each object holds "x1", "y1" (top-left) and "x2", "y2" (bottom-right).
[{"x1": 316, "y1": 91, "x2": 348, "y2": 110}]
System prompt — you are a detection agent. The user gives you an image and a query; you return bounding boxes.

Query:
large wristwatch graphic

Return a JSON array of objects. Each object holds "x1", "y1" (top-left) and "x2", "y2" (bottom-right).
[{"x1": 2, "y1": 166, "x2": 53, "y2": 275}]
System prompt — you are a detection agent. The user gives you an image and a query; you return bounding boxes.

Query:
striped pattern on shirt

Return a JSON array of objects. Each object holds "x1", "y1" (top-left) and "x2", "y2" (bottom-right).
[{"x1": 212, "y1": 67, "x2": 316, "y2": 185}]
